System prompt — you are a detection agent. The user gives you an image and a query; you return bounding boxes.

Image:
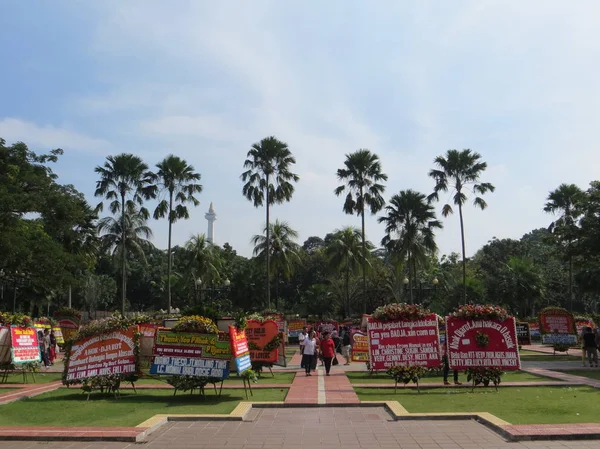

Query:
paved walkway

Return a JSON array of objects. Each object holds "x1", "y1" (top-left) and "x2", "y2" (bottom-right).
[{"x1": 1, "y1": 407, "x2": 600, "y2": 449}]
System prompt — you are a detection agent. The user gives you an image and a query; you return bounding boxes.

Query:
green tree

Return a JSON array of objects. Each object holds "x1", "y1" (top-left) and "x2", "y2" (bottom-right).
[
  {"x1": 185, "y1": 234, "x2": 223, "y2": 306},
  {"x1": 97, "y1": 204, "x2": 153, "y2": 310},
  {"x1": 378, "y1": 189, "x2": 442, "y2": 304},
  {"x1": 79, "y1": 274, "x2": 117, "y2": 319},
  {"x1": 94, "y1": 153, "x2": 156, "y2": 315},
  {"x1": 334, "y1": 149, "x2": 387, "y2": 313},
  {"x1": 241, "y1": 136, "x2": 299, "y2": 308},
  {"x1": 324, "y1": 226, "x2": 371, "y2": 317},
  {"x1": 428, "y1": 149, "x2": 495, "y2": 304},
  {"x1": 544, "y1": 183, "x2": 584, "y2": 312},
  {"x1": 153, "y1": 155, "x2": 202, "y2": 312},
  {"x1": 251, "y1": 219, "x2": 301, "y2": 310}
]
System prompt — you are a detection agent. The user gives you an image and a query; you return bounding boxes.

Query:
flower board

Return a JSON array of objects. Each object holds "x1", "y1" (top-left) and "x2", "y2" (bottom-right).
[
  {"x1": 446, "y1": 316, "x2": 520, "y2": 370},
  {"x1": 367, "y1": 313, "x2": 441, "y2": 370}
]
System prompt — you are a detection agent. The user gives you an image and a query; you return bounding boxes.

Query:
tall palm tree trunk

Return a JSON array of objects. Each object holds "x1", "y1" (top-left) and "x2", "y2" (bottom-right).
[
  {"x1": 120, "y1": 195, "x2": 127, "y2": 317},
  {"x1": 361, "y1": 209, "x2": 367, "y2": 315},
  {"x1": 458, "y1": 202, "x2": 467, "y2": 304},
  {"x1": 346, "y1": 266, "x2": 350, "y2": 317},
  {"x1": 412, "y1": 256, "x2": 418, "y2": 304},
  {"x1": 569, "y1": 256, "x2": 573, "y2": 312},
  {"x1": 167, "y1": 191, "x2": 173, "y2": 312},
  {"x1": 408, "y1": 251, "x2": 414, "y2": 304},
  {"x1": 265, "y1": 174, "x2": 271, "y2": 309},
  {"x1": 275, "y1": 271, "x2": 280, "y2": 310}
]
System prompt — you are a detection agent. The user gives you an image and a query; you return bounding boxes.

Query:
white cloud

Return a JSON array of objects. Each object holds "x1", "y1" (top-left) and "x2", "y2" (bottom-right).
[{"x1": 0, "y1": 118, "x2": 111, "y2": 154}]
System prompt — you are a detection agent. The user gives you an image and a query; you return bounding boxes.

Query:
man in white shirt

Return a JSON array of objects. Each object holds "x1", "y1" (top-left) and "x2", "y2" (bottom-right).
[{"x1": 298, "y1": 327, "x2": 307, "y2": 368}]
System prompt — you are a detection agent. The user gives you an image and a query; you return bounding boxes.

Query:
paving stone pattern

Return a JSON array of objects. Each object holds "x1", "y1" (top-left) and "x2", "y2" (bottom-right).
[{"x1": 3, "y1": 408, "x2": 600, "y2": 449}]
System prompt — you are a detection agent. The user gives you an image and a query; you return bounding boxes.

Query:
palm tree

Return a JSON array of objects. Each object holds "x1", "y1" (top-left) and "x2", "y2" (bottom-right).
[
  {"x1": 241, "y1": 136, "x2": 299, "y2": 308},
  {"x1": 185, "y1": 233, "x2": 223, "y2": 305},
  {"x1": 334, "y1": 149, "x2": 387, "y2": 313},
  {"x1": 378, "y1": 189, "x2": 442, "y2": 304},
  {"x1": 428, "y1": 149, "x2": 494, "y2": 304},
  {"x1": 98, "y1": 204, "x2": 154, "y2": 306},
  {"x1": 544, "y1": 183, "x2": 584, "y2": 311},
  {"x1": 153, "y1": 155, "x2": 202, "y2": 312},
  {"x1": 324, "y1": 226, "x2": 371, "y2": 317},
  {"x1": 251, "y1": 219, "x2": 301, "y2": 310}
]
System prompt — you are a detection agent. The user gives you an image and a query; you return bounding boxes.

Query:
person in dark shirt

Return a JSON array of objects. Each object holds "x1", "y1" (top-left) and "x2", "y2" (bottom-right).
[{"x1": 583, "y1": 327, "x2": 598, "y2": 367}]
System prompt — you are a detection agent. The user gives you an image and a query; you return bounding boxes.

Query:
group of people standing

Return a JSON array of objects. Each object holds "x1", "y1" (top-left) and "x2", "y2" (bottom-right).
[
  {"x1": 298, "y1": 326, "x2": 353, "y2": 376},
  {"x1": 36, "y1": 328, "x2": 57, "y2": 368}
]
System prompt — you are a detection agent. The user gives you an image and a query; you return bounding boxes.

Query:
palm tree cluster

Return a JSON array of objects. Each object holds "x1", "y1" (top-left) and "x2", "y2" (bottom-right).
[
  {"x1": 239, "y1": 140, "x2": 495, "y2": 313},
  {"x1": 95, "y1": 154, "x2": 202, "y2": 316}
]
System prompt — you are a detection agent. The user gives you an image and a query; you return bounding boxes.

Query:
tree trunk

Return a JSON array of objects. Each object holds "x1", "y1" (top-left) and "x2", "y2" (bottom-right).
[
  {"x1": 68, "y1": 284, "x2": 72, "y2": 308},
  {"x1": 408, "y1": 251, "x2": 414, "y2": 304},
  {"x1": 569, "y1": 256, "x2": 573, "y2": 312},
  {"x1": 346, "y1": 266, "x2": 350, "y2": 317},
  {"x1": 265, "y1": 174, "x2": 271, "y2": 309},
  {"x1": 121, "y1": 194, "x2": 127, "y2": 316},
  {"x1": 167, "y1": 190, "x2": 173, "y2": 313},
  {"x1": 458, "y1": 202, "x2": 467, "y2": 304},
  {"x1": 275, "y1": 271, "x2": 279, "y2": 310},
  {"x1": 412, "y1": 256, "x2": 418, "y2": 304},
  {"x1": 361, "y1": 205, "x2": 367, "y2": 315}
]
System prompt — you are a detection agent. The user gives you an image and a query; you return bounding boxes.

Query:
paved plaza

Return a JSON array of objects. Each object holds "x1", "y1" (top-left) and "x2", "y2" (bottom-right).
[{"x1": 2, "y1": 407, "x2": 600, "y2": 449}]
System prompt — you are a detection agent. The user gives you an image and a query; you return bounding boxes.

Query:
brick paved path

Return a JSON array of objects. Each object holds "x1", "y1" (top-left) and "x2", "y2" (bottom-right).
[{"x1": 2, "y1": 407, "x2": 600, "y2": 449}]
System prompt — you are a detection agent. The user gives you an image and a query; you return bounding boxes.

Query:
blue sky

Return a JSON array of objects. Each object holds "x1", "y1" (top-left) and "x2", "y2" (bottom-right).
[{"x1": 1, "y1": 1, "x2": 599, "y2": 259}]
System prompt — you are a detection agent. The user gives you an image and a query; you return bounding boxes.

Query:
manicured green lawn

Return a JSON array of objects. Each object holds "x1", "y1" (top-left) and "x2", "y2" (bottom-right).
[
  {"x1": 346, "y1": 371, "x2": 554, "y2": 384},
  {"x1": 0, "y1": 388, "x2": 17, "y2": 393},
  {"x1": 560, "y1": 370, "x2": 600, "y2": 381},
  {"x1": 135, "y1": 372, "x2": 295, "y2": 385},
  {"x1": 355, "y1": 386, "x2": 599, "y2": 424},
  {"x1": 0, "y1": 372, "x2": 62, "y2": 384},
  {"x1": 0, "y1": 388, "x2": 288, "y2": 427}
]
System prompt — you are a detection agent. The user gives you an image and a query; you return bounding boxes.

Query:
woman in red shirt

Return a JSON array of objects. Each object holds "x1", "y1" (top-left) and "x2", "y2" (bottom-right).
[{"x1": 319, "y1": 332, "x2": 336, "y2": 375}]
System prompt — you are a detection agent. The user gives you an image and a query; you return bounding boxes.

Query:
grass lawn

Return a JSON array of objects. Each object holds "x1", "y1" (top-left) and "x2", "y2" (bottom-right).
[
  {"x1": 560, "y1": 370, "x2": 600, "y2": 381},
  {"x1": 0, "y1": 388, "x2": 17, "y2": 393},
  {"x1": 355, "y1": 386, "x2": 600, "y2": 424},
  {"x1": 346, "y1": 371, "x2": 554, "y2": 384},
  {"x1": 0, "y1": 388, "x2": 288, "y2": 427},
  {"x1": 135, "y1": 372, "x2": 295, "y2": 385},
  {"x1": 0, "y1": 372, "x2": 62, "y2": 384}
]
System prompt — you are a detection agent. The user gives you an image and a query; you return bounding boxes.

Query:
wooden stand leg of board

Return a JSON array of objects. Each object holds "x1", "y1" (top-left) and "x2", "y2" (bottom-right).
[
  {"x1": 416, "y1": 380, "x2": 420, "y2": 394},
  {"x1": 394, "y1": 381, "x2": 397, "y2": 394},
  {"x1": 0, "y1": 369, "x2": 7, "y2": 384},
  {"x1": 249, "y1": 379, "x2": 253, "y2": 397},
  {"x1": 173, "y1": 387, "x2": 177, "y2": 396},
  {"x1": 218, "y1": 380, "x2": 223, "y2": 397},
  {"x1": 471, "y1": 378, "x2": 475, "y2": 393},
  {"x1": 243, "y1": 379, "x2": 248, "y2": 399},
  {"x1": 130, "y1": 381, "x2": 136, "y2": 394},
  {"x1": 269, "y1": 366, "x2": 274, "y2": 378},
  {"x1": 30, "y1": 368, "x2": 35, "y2": 383}
]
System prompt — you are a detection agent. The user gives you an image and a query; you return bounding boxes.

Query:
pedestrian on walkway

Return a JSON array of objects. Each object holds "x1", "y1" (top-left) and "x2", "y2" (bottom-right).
[
  {"x1": 299, "y1": 327, "x2": 308, "y2": 369},
  {"x1": 49, "y1": 330, "x2": 57, "y2": 364},
  {"x1": 583, "y1": 326, "x2": 598, "y2": 367},
  {"x1": 442, "y1": 342, "x2": 461, "y2": 385},
  {"x1": 300, "y1": 331, "x2": 317, "y2": 376},
  {"x1": 342, "y1": 327, "x2": 352, "y2": 365},
  {"x1": 320, "y1": 332, "x2": 336, "y2": 376}
]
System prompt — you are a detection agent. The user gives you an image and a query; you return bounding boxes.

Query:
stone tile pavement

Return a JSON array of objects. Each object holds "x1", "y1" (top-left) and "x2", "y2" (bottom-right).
[{"x1": 2, "y1": 407, "x2": 600, "y2": 449}]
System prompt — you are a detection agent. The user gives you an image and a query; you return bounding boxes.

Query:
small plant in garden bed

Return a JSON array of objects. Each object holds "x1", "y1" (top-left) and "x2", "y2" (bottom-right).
[
  {"x1": 386, "y1": 366, "x2": 427, "y2": 392},
  {"x1": 466, "y1": 368, "x2": 504, "y2": 390},
  {"x1": 553, "y1": 343, "x2": 570, "y2": 353}
]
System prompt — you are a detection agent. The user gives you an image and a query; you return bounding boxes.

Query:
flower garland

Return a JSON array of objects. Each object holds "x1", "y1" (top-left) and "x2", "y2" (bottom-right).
[
  {"x1": 34, "y1": 316, "x2": 56, "y2": 327},
  {"x1": 372, "y1": 303, "x2": 431, "y2": 321},
  {"x1": 0, "y1": 313, "x2": 32, "y2": 327},
  {"x1": 475, "y1": 332, "x2": 490, "y2": 347},
  {"x1": 172, "y1": 315, "x2": 218, "y2": 333},
  {"x1": 452, "y1": 304, "x2": 509, "y2": 321},
  {"x1": 53, "y1": 307, "x2": 82, "y2": 320}
]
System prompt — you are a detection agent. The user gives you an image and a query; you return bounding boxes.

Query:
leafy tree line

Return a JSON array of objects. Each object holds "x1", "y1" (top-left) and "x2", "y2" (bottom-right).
[{"x1": 2, "y1": 136, "x2": 599, "y2": 319}]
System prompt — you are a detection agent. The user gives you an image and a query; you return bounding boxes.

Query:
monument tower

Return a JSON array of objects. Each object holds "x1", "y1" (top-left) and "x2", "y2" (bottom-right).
[{"x1": 205, "y1": 202, "x2": 217, "y2": 243}]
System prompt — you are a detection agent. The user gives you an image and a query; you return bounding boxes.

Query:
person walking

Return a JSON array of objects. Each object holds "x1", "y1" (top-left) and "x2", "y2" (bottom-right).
[
  {"x1": 342, "y1": 327, "x2": 352, "y2": 365},
  {"x1": 300, "y1": 331, "x2": 317, "y2": 376},
  {"x1": 583, "y1": 326, "x2": 598, "y2": 367},
  {"x1": 299, "y1": 327, "x2": 308, "y2": 369},
  {"x1": 320, "y1": 332, "x2": 336, "y2": 376},
  {"x1": 49, "y1": 330, "x2": 57, "y2": 364}
]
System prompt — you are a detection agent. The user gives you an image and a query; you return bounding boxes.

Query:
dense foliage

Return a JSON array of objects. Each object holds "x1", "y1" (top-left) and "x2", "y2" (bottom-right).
[{"x1": 3, "y1": 135, "x2": 600, "y2": 319}]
